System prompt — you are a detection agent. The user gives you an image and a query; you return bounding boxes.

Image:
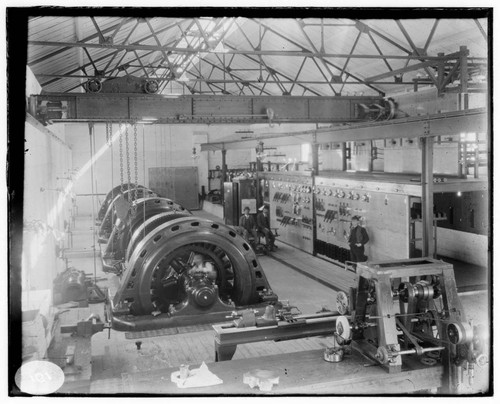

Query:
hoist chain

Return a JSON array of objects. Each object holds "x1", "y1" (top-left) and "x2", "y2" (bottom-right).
[
  {"x1": 132, "y1": 122, "x2": 138, "y2": 214},
  {"x1": 109, "y1": 122, "x2": 114, "y2": 192},
  {"x1": 119, "y1": 122, "x2": 124, "y2": 194},
  {"x1": 105, "y1": 122, "x2": 111, "y2": 146},
  {"x1": 125, "y1": 123, "x2": 131, "y2": 202}
]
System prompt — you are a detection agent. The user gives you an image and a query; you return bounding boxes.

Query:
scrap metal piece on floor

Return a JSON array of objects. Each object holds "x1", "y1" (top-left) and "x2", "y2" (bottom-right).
[{"x1": 243, "y1": 369, "x2": 280, "y2": 391}]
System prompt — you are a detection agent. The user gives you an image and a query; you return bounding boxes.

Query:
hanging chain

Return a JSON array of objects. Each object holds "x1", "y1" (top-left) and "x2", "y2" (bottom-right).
[
  {"x1": 119, "y1": 122, "x2": 124, "y2": 193},
  {"x1": 125, "y1": 123, "x2": 131, "y2": 202},
  {"x1": 109, "y1": 122, "x2": 114, "y2": 192},
  {"x1": 133, "y1": 122, "x2": 139, "y2": 214}
]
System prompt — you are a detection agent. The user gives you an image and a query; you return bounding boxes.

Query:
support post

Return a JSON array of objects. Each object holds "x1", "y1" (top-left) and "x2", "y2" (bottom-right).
[
  {"x1": 311, "y1": 143, "x2": 319, "y2": 175},
  {"x1": 421, "y1": 131, "x2": 435, "y2": 258},
  {"x1": 221, "y1": 148, "x2": 227, "y2": 195},
  {"x1": 437, "y1": 52, "x2": 445, "y2": 95},
  {"x1": 459, "y1": 46, "x2": 469, "y2": 94},
  {"x1": 341, "y1": 142, "x2": 348, "y2": 171}
]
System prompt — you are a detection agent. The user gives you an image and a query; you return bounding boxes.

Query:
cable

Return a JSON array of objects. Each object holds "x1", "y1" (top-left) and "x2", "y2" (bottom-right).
[
  {"x1": 88, "y1": 123, "x2": 97, "y2": 283},
  {"x1": 143, "y1": 124, "x2": 146, "y2": 240}
]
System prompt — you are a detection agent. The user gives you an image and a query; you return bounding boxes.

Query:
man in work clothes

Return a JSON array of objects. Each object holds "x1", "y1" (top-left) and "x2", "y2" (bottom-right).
[
  {"x1": 238, "y1": 206, "x2": 258, "y2": 243},
  {"x1": 256, "y1": 206, "x2": 276, "y2": 251},
  {"x1": 347, "y1": 215, "x2": 369, "y2": 262}
]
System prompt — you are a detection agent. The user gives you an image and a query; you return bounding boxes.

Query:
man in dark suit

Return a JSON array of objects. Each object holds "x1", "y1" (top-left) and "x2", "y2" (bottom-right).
[
  {"x1": 256, "y1": 206, "x2": 276, "y2": 251},
  {"x1": 347, "y1": 215, "x2": 369, "y2": 262},
  {"x1": 238, "y1": 206, "x2": 258, "y2": 242}
]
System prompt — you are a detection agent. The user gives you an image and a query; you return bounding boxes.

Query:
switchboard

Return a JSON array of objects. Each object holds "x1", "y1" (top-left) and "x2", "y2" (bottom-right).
[
  {"x1": 265, "y1": 172, "x2": 314, "y2": 254},
  {"x1": 314, "y1": 176, "x2": 411, "y2": 263}
]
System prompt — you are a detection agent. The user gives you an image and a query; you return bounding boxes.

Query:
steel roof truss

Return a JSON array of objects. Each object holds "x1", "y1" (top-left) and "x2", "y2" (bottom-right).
[
  {"x1": 294, "y1": 19, "x2": 338, "y2": 95},
  {"x1": 28, "y1": 18, "x2": 135, "y2": 67},
  {"x1": 133, "y1": 50, "x2": 150, "y2": 78},
  {"x1": 474, "y1": 19, "x2": 487, "y2": 42},
  {"x1": 258, "y1": 20, "x2": 384, "y2": 95},
  {"x1": 289, "y1": 57, "x2": 308, "y2": 94},
  {"x1": 423, "y1": 19, "x2": 440, "y2": 52},
  {"x1": 90, "y1": 17, "x2": 107, "y2": 44},
  {"x1": 339, "y1": 30, "x2": 362, "y2": 94},
  {"x1": 396, "y1": 20, "x2": 438, "y2": 87},
  {"x1": 367, "y1": 30, "x2": 394, "y2": 75}
]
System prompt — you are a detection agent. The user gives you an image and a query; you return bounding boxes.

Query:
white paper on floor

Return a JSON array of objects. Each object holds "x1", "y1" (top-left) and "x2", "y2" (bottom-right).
[{"x1": 170, "y1": 362, "x2": 223, "y2": 388}]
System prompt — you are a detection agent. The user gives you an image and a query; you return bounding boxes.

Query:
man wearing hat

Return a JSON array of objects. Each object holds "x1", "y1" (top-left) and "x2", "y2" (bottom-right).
[{"x1": 347, "y1": 216, "x2": 369, "y2": 262}]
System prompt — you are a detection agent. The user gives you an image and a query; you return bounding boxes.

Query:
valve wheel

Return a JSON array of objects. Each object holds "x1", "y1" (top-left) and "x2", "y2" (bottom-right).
[
  {"x1": 335, "y1": 316, "x2": 352, "y2": 345},
  {"x1": 375, "y1": 346, "x2": 389, "y2": 364},
  {"x1": 336, "y1": 291, "x2": 350, "y2": 315}
]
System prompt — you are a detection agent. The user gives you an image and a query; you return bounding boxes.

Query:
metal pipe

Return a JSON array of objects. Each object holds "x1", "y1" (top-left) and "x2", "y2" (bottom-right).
[{"x1": 398, "y1": 346, "x2": 445, "y2": 356}]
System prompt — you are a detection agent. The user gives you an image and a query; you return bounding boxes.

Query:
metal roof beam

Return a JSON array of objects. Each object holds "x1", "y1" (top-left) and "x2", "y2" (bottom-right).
[
  {"x1": 357, "y1": 20, "x2": 412, "y2": 55},
  {"x1": 396, "y1": 20, "x2": 438, "y2": 87},
  {"x1": 474, "y1": 19, "x2": 487, "y2": 42},
  {"x1": 256, "y1": 20, "x2": 385, "y2": 95},
  {"x1": 224, "y1": 43, "x2": 321, "y2": 96},
  {"x1": 90, "y1": 17, "x2": 107, "y2": 44},
  {"x1": 35, "y1": 74, "x2": 433, "y2": 86},
  {"x1": 367, "y1": 30, "x2": 394, "y2": 75},
  {"x1": 339, "y1": 30, "x2": 362, "y2": 94},
  {"x1": 29, "y1": 39, "x2": 483, "y2": 61},
  {"x1": 200, "y1": 108, "x2": 487, "y2": 151},
  {"x1": 202, "y1": 52, "x2": 275, "y2": 96},
  {"x1": 28, "y1": 18, "x2": 135, "y2": 66},
  {"x1": 423, "y1": 19, "x2": 440, "y2": 52},
  {"x1": 367, "y1": 58, "x2": 445, "y2": 82},
  {"x1": 294, "y1": 19, "x2": 339, "y2": 95}
]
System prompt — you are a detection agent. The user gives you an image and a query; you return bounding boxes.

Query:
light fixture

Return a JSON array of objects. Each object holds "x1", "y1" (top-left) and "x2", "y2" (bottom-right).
[{"x1": 192, "y1": 147, "x2": 200, "y2": 159}]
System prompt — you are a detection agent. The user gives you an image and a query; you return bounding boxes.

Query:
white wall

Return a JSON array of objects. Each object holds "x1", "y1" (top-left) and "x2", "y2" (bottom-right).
[
  {"x1": 414, "y1": 221, "x2": 488, "y2": 267},
  {"x1": 23, "y1": 119, "x2": 73, "y2": 291},
  {"x1": 64, "y1": 123, "x2": 255, "y2": 215}
]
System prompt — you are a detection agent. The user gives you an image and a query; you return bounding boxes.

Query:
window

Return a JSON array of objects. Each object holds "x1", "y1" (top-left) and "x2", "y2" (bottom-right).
[{"x1": 301, "y1": 143, "x2": 311, "y2": 162}]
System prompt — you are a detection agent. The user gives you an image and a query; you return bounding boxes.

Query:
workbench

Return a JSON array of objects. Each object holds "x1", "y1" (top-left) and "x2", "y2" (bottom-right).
[
  {"x1": 47, "y1": 305, "x2": 104, "y2": 394},
  {"x1": 118, "y1": 348, "x2": 443, "y2": 395}
]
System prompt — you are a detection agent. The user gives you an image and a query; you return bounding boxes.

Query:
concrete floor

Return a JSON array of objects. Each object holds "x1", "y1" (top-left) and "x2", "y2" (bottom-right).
[{"x1": 60, "y1": 210, "x2": 490, "y2": 395}]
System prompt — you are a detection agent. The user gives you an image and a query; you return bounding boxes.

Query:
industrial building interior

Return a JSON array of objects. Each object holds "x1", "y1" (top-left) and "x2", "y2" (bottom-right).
[{"x1": 8, "y1": 9, "x2": 492, "y2": 396}]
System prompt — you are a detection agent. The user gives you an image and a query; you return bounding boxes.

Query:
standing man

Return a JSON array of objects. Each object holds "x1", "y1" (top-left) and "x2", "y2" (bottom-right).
[
  {"x1": 347, "y1": 215, "x2": 369, "y2": 262},
  {"x1": 239, "y1": 206, "x2": 258, "y2": 243},
  {"x1": 257, "y1": 206, "x2": 276, "y2": 251}
]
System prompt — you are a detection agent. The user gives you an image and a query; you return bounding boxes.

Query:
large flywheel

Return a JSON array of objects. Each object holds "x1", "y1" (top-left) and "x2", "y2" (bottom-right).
[
  {"x1": 110, "y1": 217, "x2": 277, "y2": 331},
  {"x1": 97, "y1": 184, "x2": 146, "y2": 223}
]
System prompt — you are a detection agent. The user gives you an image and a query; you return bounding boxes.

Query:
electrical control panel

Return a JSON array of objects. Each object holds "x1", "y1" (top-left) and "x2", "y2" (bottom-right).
[
  {"x1": 266, "y1": 172, "x2": 314, "y2": 254},
  {"x1": 314, "y1": 176, "x2": 411, "y2": 263}
]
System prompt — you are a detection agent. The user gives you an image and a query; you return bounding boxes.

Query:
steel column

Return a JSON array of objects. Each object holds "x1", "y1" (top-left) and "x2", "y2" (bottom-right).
[
  {"x1": 421, "y1": 132, "x2": 435, "y2": 257},
  {"x1": 311, "y1": 141, "x2": 319, "y2": 175},
  {"x1": 221, "y1": 149, "x2": 227, "y2": 195}
]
